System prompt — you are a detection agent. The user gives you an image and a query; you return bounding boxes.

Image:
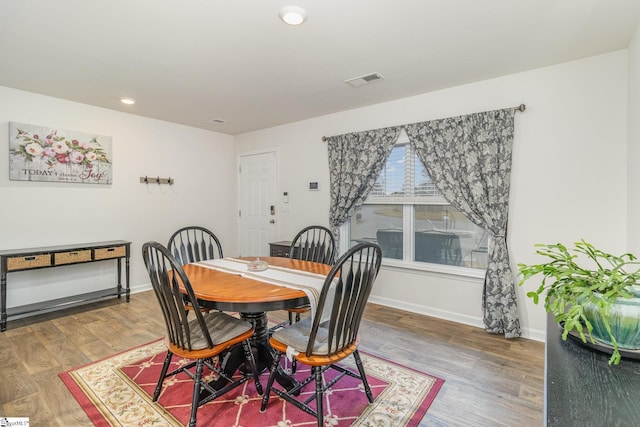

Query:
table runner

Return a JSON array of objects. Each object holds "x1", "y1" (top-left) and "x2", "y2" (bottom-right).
[{"x1": 194, "y1": 258, "x2": 331, "y2": 322}]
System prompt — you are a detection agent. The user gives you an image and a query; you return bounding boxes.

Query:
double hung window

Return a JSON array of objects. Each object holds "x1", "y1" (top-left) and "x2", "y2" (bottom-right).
[{"x1": 348, "y1": 133, "x2": 488, "y2": 270}]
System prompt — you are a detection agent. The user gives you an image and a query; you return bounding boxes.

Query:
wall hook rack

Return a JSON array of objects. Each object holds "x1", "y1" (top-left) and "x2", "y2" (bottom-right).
[{"x1": 140, "y1": 176, "x2": 174, "y2": 185}]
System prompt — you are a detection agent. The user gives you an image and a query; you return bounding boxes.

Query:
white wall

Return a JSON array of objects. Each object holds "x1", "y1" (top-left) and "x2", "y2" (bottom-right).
[
  {"x1": 235, "y1": 50, "x2": 630, "y2": 340},
  {"x1": 0, "y1": 87, "x2": 237, "y2": 308},
  {"x1": 1, "y1": 48, "x2": 631, "y2": 340},
  {"x1": 628, "y1": 25, "x2": 640, "y2": 254}
]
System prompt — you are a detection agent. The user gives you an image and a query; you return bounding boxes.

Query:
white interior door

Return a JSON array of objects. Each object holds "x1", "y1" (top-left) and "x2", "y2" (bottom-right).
[{"x1": 238, "y1": 151, "x2": 278, "y2": 257}]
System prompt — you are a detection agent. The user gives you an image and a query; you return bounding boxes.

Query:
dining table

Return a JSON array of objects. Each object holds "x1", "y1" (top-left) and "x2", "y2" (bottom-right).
[{"x1": 180, "y1": 256, "x2": 332, "y2": 393}]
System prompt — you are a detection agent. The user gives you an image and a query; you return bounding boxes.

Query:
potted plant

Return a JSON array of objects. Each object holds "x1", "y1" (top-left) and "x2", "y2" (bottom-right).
[{"x1": 518, "y1": 240, "x2": 640, "y2": 365}]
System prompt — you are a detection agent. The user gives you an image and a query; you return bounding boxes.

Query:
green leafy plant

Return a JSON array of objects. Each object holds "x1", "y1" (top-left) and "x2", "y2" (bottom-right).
[{"x1": 518, "y1": 240, "x2": 640, "y2": 365}]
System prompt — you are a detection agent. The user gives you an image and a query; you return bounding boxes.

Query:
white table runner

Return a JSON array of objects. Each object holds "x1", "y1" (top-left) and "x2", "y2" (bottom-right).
[{"x1": 195, "y1": 258, "x2": 331, "y2": 323}]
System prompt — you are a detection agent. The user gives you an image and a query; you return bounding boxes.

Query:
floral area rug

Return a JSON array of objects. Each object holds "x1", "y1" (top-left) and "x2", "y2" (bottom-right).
[{"x1": 60, "y1": 340, "x2": 444, "y2": 426}]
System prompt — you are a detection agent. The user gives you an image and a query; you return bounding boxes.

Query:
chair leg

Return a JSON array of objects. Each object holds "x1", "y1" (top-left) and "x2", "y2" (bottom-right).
[
  {"x1": 189, "y1": 359, "x2": 205, "y2": 427},
  {"x1": 353, "y1": 350, "x2": 374, "y2": 404},
  {"x1": 314, "y1": 366, "x2": 324, "y2": 427},
  {"x1": 242, "y1": 340, "x2": 262, "y2": 395},
  {"x1": 260, "y1": 352, "x2": 283, "y2": 412},
  {"x1": 153, "y1": 350, "x2": 173, "y2": 402},
  {"x1": 289, "y1": 313, "x2": 301, "y2": 374}
]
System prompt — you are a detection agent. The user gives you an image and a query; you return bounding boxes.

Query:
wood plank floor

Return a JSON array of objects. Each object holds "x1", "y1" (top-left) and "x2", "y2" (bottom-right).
[{"x1": 0, "y1": 291, "x2": 544, "y2": 426}]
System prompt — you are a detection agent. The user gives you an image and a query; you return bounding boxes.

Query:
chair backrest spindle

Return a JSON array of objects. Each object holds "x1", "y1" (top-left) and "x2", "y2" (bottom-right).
[
  {"x1": 168, "y1": 226, "x2": 223, "y2": 266},
  {"x1": 290, "y1": 225, "x2": 336, "y2": 265}
]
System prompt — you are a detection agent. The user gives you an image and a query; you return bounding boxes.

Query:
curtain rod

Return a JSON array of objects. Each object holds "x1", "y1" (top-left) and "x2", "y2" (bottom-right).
[{"x1": 321, "y1": 103, "x2": 526, "y2": 142}]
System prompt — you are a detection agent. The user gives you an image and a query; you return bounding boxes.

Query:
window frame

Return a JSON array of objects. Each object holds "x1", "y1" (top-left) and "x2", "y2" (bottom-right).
[{"x1": 345, "y1": 134, "x2": 487, "y2": 279}]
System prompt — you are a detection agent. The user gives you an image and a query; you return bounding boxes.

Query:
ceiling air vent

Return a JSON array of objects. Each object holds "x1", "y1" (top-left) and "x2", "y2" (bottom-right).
[
  {"x1": 344, "y1": 72, "x2": 385, "y2": 88},
  {"x1": 206, "y1": 118, "x2": 226, "y2": 124}
]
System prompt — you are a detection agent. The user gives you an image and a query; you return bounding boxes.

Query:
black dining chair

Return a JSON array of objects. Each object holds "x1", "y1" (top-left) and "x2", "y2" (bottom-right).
[
  {"x1": 142, "y1": 241, "x2": 262, "y2": 427},
  {"x1": 168, "y1": 226, "x2": 224, "y2": 314},
  {"x1": 260, "y1": 242, "x2": 382, "y2": 427},
  {"x1": 167, "y1": 225, "x2": 223, "y2": 266},
  {"x1": 274, "y1": 225, "x2": 336, "y2": 325},
  {"x1": 288, "y1": 225, "x2": 336, "y2": 265},
  {"x1": 269, "y1": 225, "x2": 337, "y2": 372}
]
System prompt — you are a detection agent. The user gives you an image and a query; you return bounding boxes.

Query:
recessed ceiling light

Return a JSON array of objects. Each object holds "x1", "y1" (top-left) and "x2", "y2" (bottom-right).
[
  {"x1": 279, "y1": 6, "x2": 307, "y2": 26},
  {"x1": 120, "y1": 97, "x2": 136, "y2": 105}
]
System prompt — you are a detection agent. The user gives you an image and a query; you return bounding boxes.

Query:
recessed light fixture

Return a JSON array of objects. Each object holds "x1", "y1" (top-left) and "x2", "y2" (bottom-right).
[
  {"x1": 120, "y1": 97, "x2": 136, "y2": 105},
  {"x1": 279, "y1": 6, "x2": 307, "y2": 26}
]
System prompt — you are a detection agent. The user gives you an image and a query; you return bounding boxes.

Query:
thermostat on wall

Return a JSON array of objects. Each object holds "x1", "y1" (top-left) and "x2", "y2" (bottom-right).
[{"x1": 309, "y1": 181, "x2": 319, "y2": 191}]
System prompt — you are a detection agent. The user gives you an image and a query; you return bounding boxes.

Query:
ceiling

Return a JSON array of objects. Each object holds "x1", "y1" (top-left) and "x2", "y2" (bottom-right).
[{"x1": 1, "y1": 1, "x2": 640, "y2": 135}]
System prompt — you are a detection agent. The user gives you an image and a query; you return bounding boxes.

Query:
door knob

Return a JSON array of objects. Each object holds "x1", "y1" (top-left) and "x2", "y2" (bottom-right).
[{"x1": 269, "y1": 219, "x2": 275, "y2": 224}]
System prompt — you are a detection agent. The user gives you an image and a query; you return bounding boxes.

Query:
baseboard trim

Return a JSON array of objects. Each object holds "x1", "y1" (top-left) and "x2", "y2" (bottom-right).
[
  {"x1": 368, "y1": 295, "x2": 545, "y2": 342},
  {"x1": 130, "y1": 283, "x2": 152, "y2": 295}
]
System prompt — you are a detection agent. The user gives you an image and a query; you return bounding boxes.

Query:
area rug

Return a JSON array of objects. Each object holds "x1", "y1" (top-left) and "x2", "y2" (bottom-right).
[{"x1": 60, "y1": 340, "x2": 444, "y2": 427}]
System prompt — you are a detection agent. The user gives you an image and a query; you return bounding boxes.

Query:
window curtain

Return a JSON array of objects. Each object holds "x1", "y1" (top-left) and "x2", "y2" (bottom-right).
[
  {"x1": 405, "y1": 109, "x2": 520, "y2": 338},
  {"x1": 327, "y1": 128, "x2": 401, "y2": 240}
]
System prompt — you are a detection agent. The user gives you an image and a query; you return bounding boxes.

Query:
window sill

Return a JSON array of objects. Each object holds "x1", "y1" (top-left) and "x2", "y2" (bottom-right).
[{"x1": 380, "y1": 258, "x2": 486, "y2": 280}]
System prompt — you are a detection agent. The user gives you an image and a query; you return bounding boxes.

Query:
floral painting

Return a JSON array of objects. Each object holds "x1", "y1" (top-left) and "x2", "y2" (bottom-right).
[{"x1": 9, "y1": 122, "x2": 112, "y2": 184}]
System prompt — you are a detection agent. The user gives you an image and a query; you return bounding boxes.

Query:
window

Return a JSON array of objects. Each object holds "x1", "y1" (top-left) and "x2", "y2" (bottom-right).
[{"x1": 349, "y1": 134, "x2": 488, "y2": 270}]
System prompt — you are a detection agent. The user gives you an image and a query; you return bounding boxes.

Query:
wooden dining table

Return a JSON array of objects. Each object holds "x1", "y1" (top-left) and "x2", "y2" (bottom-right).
[{"x1": 180, "y1": 256, "x2": 332, "y2": 392}]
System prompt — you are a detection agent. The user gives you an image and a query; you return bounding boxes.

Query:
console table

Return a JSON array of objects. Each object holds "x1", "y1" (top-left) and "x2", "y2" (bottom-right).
[
  {"x1": 0, "y1": 240, "x2": 131, "y2": 331},
  {"x1": 545, "y1": 312, "x2": 640, "y2": 425}
]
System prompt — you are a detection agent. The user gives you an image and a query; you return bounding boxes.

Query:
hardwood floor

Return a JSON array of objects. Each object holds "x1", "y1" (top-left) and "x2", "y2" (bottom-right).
[{"x1": 0, "y1": 291, "x2": 544, "y2": 426}]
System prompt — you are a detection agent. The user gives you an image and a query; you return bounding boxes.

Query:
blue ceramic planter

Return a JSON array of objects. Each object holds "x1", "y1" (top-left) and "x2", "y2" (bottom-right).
[{"x1": 585, "y1": 294, "x2": 640, "y2": 350}]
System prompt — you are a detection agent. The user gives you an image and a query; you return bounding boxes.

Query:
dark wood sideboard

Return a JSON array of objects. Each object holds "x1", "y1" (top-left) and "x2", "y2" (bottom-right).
[
  {"x1": 0, "y1": 240, "x2": 131, "y2": 331},
  {"x1": 269, "y1": 240, "x2": 293, "y2": 257},
  {"x1": 545, "y1": 312, "x2": 640, "y2": 425}
]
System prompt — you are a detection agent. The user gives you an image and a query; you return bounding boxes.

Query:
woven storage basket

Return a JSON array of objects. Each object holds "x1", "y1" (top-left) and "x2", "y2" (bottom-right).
[
  {"x1": 54, "y1": 250, "x2": 92, "y2": 265},
  {"x1": 94, "y1": 246, "x2": 126, "y2": 260},
  {"x1": 7, "y1": 254, "x2": 51, "y2": 271}
]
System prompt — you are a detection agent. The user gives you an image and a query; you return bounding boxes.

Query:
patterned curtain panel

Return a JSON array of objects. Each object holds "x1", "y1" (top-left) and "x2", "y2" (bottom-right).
[
  {"x1": 327, "y1": 128, "x2": 401, "y2": 238},
  {"x1": 405, "y1": 109, "x2": 520, "y2": 338}
]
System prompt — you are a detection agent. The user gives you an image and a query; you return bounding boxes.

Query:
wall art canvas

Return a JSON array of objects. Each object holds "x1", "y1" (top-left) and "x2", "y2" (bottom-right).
[{"x1": 9, "y1": 122, "x2": 113, "y2": 184}]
